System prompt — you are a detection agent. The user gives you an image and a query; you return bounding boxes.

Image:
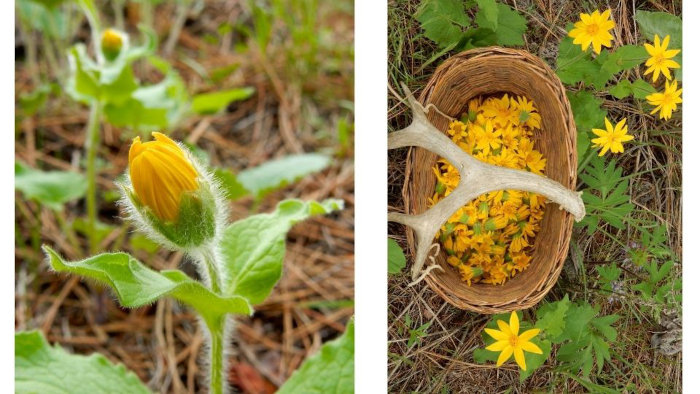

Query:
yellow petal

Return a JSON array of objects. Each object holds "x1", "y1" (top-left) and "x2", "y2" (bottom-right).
[
  {"x1": 520, "y1": 340, "x2": 543, "y2": 355},
  {"x1": 497, "y1": 319, "x2": 512, "y2": 336},
  {"x1": 486, "y1": 340, "x2": 509, "y2": 352},
  {"x1": 509, "y1": 311, "x2": 519, "y2": 335},
  {"x1": 496, "y1": 346, "x2": 514, "y2": 367},
  {"x1": 518, "y1": 328, "x2": 540, "y2": 342},
  {"x1": 485, "y1": 328, "x2": 509, "y2": 341},
  {"x1": 514, "y1": 347, "x2": 527, "y2": 371}
]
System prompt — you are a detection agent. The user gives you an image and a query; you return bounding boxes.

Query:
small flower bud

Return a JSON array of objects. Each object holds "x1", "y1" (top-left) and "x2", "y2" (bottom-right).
[
  {"x1": 100, "y1": 28, "x2": 125, "y2": 61},
  {"x1": 120, "y1": 132, "x2": 226, "y2": 251}
]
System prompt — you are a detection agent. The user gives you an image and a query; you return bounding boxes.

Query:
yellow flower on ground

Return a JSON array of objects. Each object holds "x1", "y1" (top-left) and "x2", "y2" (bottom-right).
[
  {"x1": 568, "y1": 9, "x2": 615, "y2": 54},
  {"x1": 591, "y1": 117, "x2": 634, "y2": 156},
  {"x1": 129, "y1": 132, "x2": 199, "y2": 222},
  {"x1": 646, "y1": 79, "x2": 683, "y2": 120},
  {"x1": 644, "y1": 34, "x2": 680, "y2": 82},
  {"x1": 485, "y1": 311, "x2": 542, "y2": 370}
]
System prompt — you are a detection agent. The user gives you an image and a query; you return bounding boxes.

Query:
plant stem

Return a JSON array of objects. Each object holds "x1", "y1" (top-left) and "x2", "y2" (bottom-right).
[
  {"x1": 85, "y1": 101, "x2": 102, "y2": 254},
  {"x1": 206, "y1": 316, "x2": 226, "y2": 394},
  {"x1": 199, "y1": 248, "x2": 222, "y2": 294}
]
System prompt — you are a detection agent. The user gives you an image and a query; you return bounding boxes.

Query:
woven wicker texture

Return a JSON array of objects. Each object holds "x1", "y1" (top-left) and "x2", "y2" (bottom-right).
[{"x1": 403, "y1": 47, "x2": 577, "y2": 314}]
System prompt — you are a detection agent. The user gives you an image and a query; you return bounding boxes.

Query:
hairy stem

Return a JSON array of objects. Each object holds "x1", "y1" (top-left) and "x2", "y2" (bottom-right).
[
  {"x1": 206, "y1": 316, "x2": 227, "y2": 394},
  {"x1": 85, "y1": 101, "x2": 102, "y2": 254},
  {"x1": 198, "y1": 247, "x2": 222, "y2": 294},
  {"x1": 390, "y1": 83, "x2": 585, "y2": 279}
]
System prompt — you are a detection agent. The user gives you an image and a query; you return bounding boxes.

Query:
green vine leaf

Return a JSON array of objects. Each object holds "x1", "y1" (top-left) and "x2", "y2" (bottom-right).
[
  {"x1": 277, "y1": 318, "x2": 354, "y2": 394},
  {"x1": 220, "y1": 199, "x2": 343, "y2": 304},
  {"x1": 43, "y1": 247, "x2": 253, "y2": 320},
  {"x1": 15, "y1": 162, "x2": 87, "y2": 211},
  {"x1": 16, "y1": 330, "x2": 151, "y2": 394}
]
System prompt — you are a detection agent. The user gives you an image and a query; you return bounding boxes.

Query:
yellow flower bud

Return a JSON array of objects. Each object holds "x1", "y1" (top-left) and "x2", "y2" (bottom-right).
[
  {"x1": 101, "y1": 28, "x2": 124, "y2": 61},
  {"x1": 129, "y1": 132, "x2": 198, "y2": 222}
]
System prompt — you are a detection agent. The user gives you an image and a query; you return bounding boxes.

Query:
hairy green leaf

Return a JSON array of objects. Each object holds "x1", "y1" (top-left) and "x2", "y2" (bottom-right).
[
  {"x1": 474, "y1": 0, "x2": 498, "y2": 30},
  {"x1": 566, "y1": 90, "x2": 607, "y2": 162},
  {"x1": 388, "y1": 238, "x2": 406, "y2": 274},
  {"x1": 220, "y1": 199, "x2": 343, "y2": 304},
  {"x1": 277, "y1": 318, "x2": 354, "y2": 394},
  {"x1": 15, "y1": 162, "x2": 87, "y2": 211},
  {"x1": 237, "y1": 153, "x2": 332, "y2": 200},
  {"x1": 16, "y1": 330, "x2": 150, "y2": 394},
  {"x1": 43, "y1": 247, "x2": 252, "y2": 320},
  {"x1": 191, "y1": 87, "x2": 255, "y2": 115}
]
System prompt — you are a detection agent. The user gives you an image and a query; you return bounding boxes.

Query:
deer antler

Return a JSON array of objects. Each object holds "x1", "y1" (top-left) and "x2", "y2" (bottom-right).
[{"x1": 389, "y1": 83, "x2": 585, "y2": 280}]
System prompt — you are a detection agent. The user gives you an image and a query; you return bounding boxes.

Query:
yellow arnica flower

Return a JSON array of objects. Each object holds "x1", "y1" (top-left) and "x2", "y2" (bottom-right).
[
  {"x1": 568, "y1": 9, "x2": 615, "y2": 54},
  {"x1": 646, "y1": 79, "x2": 682, "y2": 120},
  {"x1": 101, "y1": 28, "x2": 124, "y2": 60},
  {"x1": 591, "y1": 117, "x2": 634, "y2": 156},
  {"x1": 485, "y1": 311, "x2": 542, "y2": 371},
  {"x1": 644, "y1": 35, "x2": 680, "y2": 82},
  {"x1": 129, "y1": 132, "x2": 199, "y2": 222}
]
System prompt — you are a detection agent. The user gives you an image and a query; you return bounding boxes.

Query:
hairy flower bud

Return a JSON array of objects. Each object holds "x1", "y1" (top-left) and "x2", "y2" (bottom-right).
[
  {"x1": 100, "y1": 28, "x2": 124, "y2": 61},
  {"x1": 121, "y1": 132, "x2": 226, "y2": 250}
]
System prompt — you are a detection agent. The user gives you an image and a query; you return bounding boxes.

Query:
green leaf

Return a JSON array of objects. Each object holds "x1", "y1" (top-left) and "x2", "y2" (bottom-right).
[
  {"x1": 609, "y1": 79, "x2": 656, "y2": 100},
  {"x1": 277, "y1": 318, "x2": 354, "y2": 394},
  {"x1": 577, "y1": 156, "x2": 634, "y2": 234},
  {"x1": 556, "y1": 37, "x2": 600, "y2": 86},
  {"x1": 457, "y1": 28, "x2": 498, "y2": 50},
  {"x1": 16, "y1": 330, "x2": 150, "y2": 394},
  {"x1": 237, "y1": 153, "x2": 332, "y2": 200},
  {"x1": 15, "y1": 162, "x2": 87, "y2": 211},
  {"x1": 388, "y1": 238, "x2": 406, "y2": 274},
  {"x1": 635, "y1": 11, "x2": 682, "y2": 49},
  {"x1": 553, "y1": 302, "x2": 618, "y2": 377},
  {"x1": 485, "y1": 3, "x2": 527, "y2": 46},
  {"x1": 600, "y1": 45, "x2": 647, "y2": 75},
  {"x1": 220, "y1": 199, "x2": 343, "y2": 304},
  {"x1": 414, "y1": 0, "x2": 471, "y2": 49},
  {"x1": 535, "y1": 295, "x2": 570, "y2": 338},
  {"x1": 191, "y1": 87, "x2": 255, "y2": 115},
  {"x1": 43, "y1": 247, "x2": 252, "y2": 321},
  {"x1": 66, "y1": 45, "x2": 100, "y2": 104},
  {"x1": 19, "y1": 84, "x2": 51, "y2": 116},
  {"x1": 566, "y1": 90, "x2": 607, "y2": 162},
  {"x1": 474, "y1": 0, "x2": 499, "y2": 31},
  {"x1": 213, "y1": 168, "x2": 250, "y2": 200}
]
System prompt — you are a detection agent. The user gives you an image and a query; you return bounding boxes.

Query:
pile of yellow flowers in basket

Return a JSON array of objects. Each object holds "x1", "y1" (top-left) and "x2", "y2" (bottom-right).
[{"x1": 430, "y1": 94, "x2": 548, "y2": 286}]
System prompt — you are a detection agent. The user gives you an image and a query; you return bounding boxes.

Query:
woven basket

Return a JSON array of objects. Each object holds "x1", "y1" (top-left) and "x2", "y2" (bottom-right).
[{"x1": 403, "y1": 47, "x2": 577, "y2": 314}]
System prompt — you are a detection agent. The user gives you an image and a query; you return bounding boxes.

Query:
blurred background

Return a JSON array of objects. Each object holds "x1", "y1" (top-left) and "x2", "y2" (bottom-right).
[{"x1": 15, "y1": 0, "x2": 354, "y2": 392}]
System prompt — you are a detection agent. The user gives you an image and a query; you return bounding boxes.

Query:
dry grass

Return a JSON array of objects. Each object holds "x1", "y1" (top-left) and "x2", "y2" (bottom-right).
[
  {"x1": 388, "y1": 0, "x2": 681, "y2": 392},
  {"x1": 15, "y1": 1, "x2": 353, "y2": 393}
]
